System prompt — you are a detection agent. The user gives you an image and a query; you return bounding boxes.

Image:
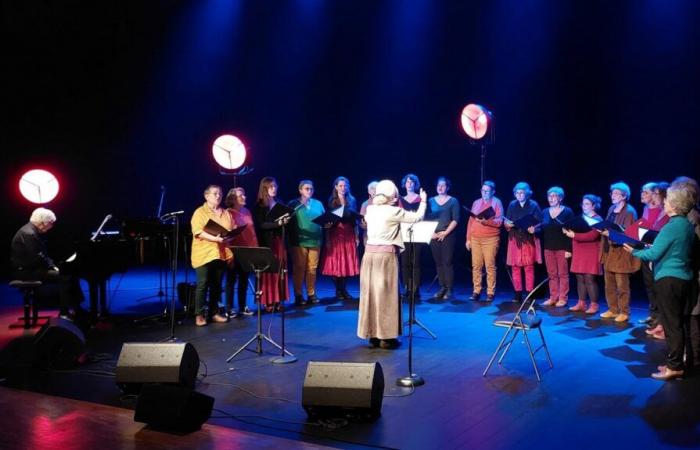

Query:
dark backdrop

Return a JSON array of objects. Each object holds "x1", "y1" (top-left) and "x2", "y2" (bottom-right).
[{"x1": 2, "y1": 0, "x2": 699, "y2": 276}]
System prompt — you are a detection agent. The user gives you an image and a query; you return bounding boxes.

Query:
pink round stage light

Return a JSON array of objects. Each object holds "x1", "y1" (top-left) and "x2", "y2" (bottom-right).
[
  {"x1": 212, "y1": 135, "x2": 247, "y2": 170},
  {"x1": 19, "y1": 169, "x2": 60, "y2": 204},
  {"x1": 460, "y1": 104, "x2": 491, "y2": 140}
]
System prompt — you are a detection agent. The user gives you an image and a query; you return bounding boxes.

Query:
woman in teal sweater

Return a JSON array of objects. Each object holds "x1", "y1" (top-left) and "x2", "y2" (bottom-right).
[{"x1": 625, "y1": 184, "x2": 696, "y2": 380}]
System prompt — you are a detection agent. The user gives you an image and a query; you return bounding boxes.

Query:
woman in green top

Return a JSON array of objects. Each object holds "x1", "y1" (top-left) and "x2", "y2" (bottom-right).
[
  {"x1": 288, "y1": 180, "x2": 325, "y2": 305},
  {"x1": 625, "y1": 184, "x2": 696, "y2": 380}
]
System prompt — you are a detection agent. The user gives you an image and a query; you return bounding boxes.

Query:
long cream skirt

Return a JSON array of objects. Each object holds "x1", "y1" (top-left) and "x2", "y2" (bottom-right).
[{"x1": 357, "y1": 251, "x2": 401, "y2": 340}]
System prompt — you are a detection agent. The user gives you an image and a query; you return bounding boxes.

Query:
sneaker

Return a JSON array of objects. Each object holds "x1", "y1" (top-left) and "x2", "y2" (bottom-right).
[
  {"x1": 542, "y1": 298, "x2": 557, "y2": 306},
  {"x1": 585, "y1": 303, "x2": 599, "y2": 314},
  {"x1": 212, "y1": 313, "x2": 229, "y2": 323},
  {"x1": 241, "y1": 306, "x2": 254, "y2": 316},
  {"x1": 651, "y1": 367, "x2": 684, "y2": 381},
  {"x1": 307, "y1": 294, "x2": 320, "y2": 304},
  {"x1": 600, "y1": 310, "x2": 618, "y2": 319},
  {"x1": 614, "y1": 314, "x2": 629, "y2": 323},
  {"x1": 569, "y1": 300, "x2": 587, "y2": 312},
  {"x1": 227, "y1": 309, "x2": 238, "y2": 319}
]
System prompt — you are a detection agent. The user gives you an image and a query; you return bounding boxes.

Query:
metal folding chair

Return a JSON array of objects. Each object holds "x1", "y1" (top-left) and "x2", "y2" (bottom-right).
[{"x1": 483, "y1": 278, "x2": 553, "y2": 381}]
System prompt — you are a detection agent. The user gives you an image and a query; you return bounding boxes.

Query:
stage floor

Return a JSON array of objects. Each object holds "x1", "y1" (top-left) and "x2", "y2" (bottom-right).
[{"x1": 1, "y1": 267, "x2": 699, "y2": 449}]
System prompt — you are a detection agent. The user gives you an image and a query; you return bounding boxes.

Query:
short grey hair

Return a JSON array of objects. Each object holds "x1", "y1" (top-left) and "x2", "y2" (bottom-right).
[
  {"x1": 666, "y1": 185, "x2": 696, "y2": 216},
  {"x1": 610, "y1": 181, "x2": 631, "y2": 199},
  {"x1": 547, "y1": 186, "x2": 565, "y2": 200},
  {"x1": 30, "y1": 208, "x2": 56, "y2": 226}
]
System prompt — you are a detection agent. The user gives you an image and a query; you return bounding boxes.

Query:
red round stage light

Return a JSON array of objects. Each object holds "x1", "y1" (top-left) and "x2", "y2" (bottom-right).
[
  {"x1": 19, "y1": 169, "x2": 60, "y2": 204},
  {"x1": 461, "y1": 104, "x2": 491, "y2": 140},
  {"x1": 212, "y1": 135, "x2": 247, "y2": 170}
]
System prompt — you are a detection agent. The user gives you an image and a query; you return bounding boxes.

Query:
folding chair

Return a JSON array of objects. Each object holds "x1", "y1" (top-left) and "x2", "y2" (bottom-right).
[{"x1": 483, "y1": 278, "x2": 553, "y2": 381}]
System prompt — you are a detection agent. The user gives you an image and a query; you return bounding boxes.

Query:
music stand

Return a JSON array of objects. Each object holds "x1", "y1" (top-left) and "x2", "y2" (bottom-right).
[
  {"x1": 226, "y1": 247, "x2": 294, "y2": 362},
  {"x1": 400, "y1": 221, "x2": 438, "y2": 339}
]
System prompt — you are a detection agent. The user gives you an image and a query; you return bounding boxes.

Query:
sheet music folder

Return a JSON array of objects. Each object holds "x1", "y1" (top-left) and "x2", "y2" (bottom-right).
[
  {"x1": 463, "y1": 205, "x2": 495, "y2": 220},
  {"x1": 400, "y1": 221, "x2": 439, "y2": 244},
  {"x1": 312, "y1": 206, "x2": 344, "y2": 226},
  {"x1": 591, "y1": 220, "x2": 624, "y2": 232},
  {"x1": 608, "y1": 230, "x2": 649, "y2": 249},
  {"x1": 511, "y1": 214, "x2": 539, "y2": 230},
  {"x1": 203, "y1": 219, "x2": 235, "y2": 238},
  {"x1": 266, "y1": 203, "x2": 296, "y2": 222},
  {"x1": 562, "y1": 215, "x2": 601, "y2": 233}
]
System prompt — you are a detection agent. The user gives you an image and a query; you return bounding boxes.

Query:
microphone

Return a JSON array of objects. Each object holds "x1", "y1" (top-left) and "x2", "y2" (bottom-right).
[
  {"x1": 160, "y1": 210, "x2": 185, "y2": 220},
  {"x1": 90, "y1": 214, "x2": 113, "y2": 242}
]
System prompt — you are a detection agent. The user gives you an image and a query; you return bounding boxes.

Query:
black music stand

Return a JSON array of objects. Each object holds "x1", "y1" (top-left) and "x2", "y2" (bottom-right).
[{"x1": 226, "y1": 247, "x2": 294, "y2": 362}]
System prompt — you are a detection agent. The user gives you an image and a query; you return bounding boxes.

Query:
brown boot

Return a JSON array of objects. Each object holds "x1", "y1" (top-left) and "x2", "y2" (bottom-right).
[{"x1": 569, "y1": 300, "x2": 586, "y2": 312}]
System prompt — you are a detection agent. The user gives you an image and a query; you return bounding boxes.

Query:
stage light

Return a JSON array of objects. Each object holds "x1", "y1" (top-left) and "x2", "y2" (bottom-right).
[
  {"x1": 212, "y1": 134, "x2": 246, "y2": 170},
  {"x1": 19, "y1": 169, "x2": 59, "y2": 204},
  {"x1": 461, "y1": 104, "x2": 492, "y2": 140}
]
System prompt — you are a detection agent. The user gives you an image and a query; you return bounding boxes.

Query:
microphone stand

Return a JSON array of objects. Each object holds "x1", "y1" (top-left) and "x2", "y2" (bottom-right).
[
  {"x1": 154, "y1": 210, "x2": 184, "y2": 341},
  {"x1": 397, "y1": 225, "x2": 425, "y2": 387},
  {"x1": 272, "y1": 217, "x2": 296, "y2": 364}
]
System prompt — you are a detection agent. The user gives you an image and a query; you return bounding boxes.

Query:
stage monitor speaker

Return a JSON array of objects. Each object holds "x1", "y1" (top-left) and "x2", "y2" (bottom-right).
[
  {"x1": 33, "y1": 317, "x2": 86, "y2": 369},
  {"x1": 302, "y1": 361, "x2": 384, "y2": 422},
  {"x1": 115, "y1": 342, "x2": 200, "y2": 394},
  {"x1": 134, "y1": 384, "x2": 214, "y2": 432}
]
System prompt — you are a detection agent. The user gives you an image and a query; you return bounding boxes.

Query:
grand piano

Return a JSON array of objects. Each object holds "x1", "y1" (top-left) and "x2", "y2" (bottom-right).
[{"x1": 62, "y1": 217, "x2": 173, "y2": 322}]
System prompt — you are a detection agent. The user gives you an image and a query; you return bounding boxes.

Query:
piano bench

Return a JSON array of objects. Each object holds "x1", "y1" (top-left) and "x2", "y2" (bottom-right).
[{"x1": 9, "y1": 280, "x2": 43, "y2": 329}]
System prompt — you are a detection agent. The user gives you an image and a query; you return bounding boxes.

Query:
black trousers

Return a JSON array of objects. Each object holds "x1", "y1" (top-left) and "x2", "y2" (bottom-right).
[
  {"x1": 194, "y1": 259, "x2": 226, "y2": 316},
  {"x1": 641, "y1": 261, "x2": 658, "y2": 320},
  {"x1": 654, "y1": 277, "x2": 690, "y2": 370},
  {"x1": 14, "y1": 269, "x2": 83, "y2": 315},
  {"x1": 430, "y1": 233, "x2": 455, "y2": 290},
  {"x1": 225, "y1": 262, "x2": 249, "y2": 312},
  {"x1": 400, "y1": 243, "x2": 422, "y2": 293}
]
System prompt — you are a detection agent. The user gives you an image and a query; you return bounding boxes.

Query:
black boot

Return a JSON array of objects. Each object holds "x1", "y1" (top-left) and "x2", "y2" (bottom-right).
[
  {"x1": 433, "y1": 287, "x2": 447, "y2": 300},
  {"x1": 512, "y1": 291, "x2": 523, "y2": 303},
  {"x1": 443, "y1": 288, "x2": 453, "y2": 300},
  {"x1": 340, "y1": 277, "x2": 353, "y2": 300},
  {"x1": 333, "y1": 277, "x2": 343, "y2": 299}
]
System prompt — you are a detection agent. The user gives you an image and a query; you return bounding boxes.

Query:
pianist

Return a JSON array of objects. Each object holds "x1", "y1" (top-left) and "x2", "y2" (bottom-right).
[{"x1": 10, "y1": 208, "x2": 85, "y2": 320}]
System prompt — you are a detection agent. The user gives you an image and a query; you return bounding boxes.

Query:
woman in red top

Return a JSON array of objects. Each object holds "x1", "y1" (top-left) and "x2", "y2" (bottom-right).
[
  {"x1": 563, "y1": 194, "x2": 603, "y2": 314},
  {"x1": 224, "y1": 187, "x2": 259, "y2": 318}
]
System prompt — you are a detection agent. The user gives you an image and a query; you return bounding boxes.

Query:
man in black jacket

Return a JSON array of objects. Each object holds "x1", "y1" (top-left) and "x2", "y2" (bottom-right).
[{"x1": 10, "y1": 208, "x2": 84, "y2": 319}]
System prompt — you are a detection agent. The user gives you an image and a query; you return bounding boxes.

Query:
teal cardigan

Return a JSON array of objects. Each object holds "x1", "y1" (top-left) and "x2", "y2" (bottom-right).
[{"x1": 632, "y1": 215, "x2": 694, "y2": 281}]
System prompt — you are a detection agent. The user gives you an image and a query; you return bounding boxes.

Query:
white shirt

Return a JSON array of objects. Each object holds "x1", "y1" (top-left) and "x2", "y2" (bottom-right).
[{"x1": 365, "y1": 202, "x2": 426, "y2": 250}]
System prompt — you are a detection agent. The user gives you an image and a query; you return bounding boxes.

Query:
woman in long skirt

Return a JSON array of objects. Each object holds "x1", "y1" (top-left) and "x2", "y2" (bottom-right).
[
  {"x1": 358, "y1": 180, "x2": 426, "y2": 349},
  {"x1": 321, "y1": 176, "x2": 360, "y2": 299}
]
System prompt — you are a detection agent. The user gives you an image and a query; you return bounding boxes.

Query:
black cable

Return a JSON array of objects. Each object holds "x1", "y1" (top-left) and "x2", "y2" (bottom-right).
[{"x1": 205, "y1": 381, "x2": 298, "y2": 403}]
